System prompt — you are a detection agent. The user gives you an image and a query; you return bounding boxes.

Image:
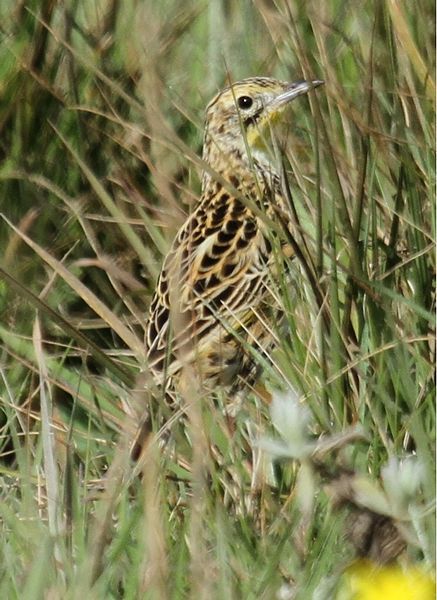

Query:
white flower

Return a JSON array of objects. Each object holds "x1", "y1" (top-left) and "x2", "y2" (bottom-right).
[
  {"x1": 381, "y1": 456, "x2": 425, "y2": 515},
  {"x1": 259, "y1": 387, "x2": 313, "y2": 460}
]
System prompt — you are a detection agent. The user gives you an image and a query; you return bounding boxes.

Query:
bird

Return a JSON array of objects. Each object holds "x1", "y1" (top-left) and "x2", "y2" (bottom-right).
[{"x1": 145, "y1": 76, "x2": 323, "y2": 412}]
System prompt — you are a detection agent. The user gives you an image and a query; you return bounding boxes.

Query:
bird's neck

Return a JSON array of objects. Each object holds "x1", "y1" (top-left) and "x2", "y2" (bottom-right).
[{"x1": 201, "y1": 147, "x2": 280, "y2": 197}]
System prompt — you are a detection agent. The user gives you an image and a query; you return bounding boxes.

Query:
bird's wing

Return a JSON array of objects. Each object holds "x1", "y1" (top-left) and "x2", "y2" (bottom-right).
[{"x1": 145, "y1": 194, "x2": 272, "y2": 376}]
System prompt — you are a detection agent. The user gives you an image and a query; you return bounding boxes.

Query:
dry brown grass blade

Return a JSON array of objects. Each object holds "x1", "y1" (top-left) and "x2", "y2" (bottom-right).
[
  {"x1": 388, "y1": 0, "x2": 435, "y2": 101},
  {"x1": 1, "y1": 213, "x2": 145, "y2": 360},
  {"x1": 32, "y1": 314, "x2": 64, "y2": 577},
  {"x1": 0, "y1": 270, "x2": 134, "y2": 388},
  {"x1": 139, "y1": 437, "x2": 169, "y2": 598}
]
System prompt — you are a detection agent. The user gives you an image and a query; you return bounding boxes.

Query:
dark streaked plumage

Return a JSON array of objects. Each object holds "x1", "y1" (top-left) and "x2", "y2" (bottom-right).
[{"x1": 145, "y1": 77, "x2": 323, "y2": 406}]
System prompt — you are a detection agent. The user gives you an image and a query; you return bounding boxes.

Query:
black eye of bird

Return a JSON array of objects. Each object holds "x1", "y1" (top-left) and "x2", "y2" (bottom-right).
[{"x1": 237, "y1": 96, "x2": 253, "y2": 110}]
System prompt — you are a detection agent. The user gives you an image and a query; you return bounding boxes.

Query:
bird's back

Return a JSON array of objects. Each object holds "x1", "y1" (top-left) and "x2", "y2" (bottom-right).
[{"x1": 145, "y1": 168, "x2": 285, "y2": 404}]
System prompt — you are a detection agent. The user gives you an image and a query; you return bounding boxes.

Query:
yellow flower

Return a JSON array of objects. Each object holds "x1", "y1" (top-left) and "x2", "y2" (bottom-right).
[{"x1": 337, "y1": 560, "x2": 436, "y2": 600}]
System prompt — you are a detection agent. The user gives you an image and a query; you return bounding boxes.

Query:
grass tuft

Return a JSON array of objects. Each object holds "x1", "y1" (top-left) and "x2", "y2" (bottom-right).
[{"x1": 0, "y1": 0, "x2": 434, "y2": 597}]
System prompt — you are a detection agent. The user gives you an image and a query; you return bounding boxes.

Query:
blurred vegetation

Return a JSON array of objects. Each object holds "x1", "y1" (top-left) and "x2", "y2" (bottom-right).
[{"x1": 0, "y1": 0, "x2": 435, "y2": 597}]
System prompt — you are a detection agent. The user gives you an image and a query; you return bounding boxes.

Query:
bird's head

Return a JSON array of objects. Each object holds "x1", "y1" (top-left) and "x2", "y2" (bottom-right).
[{"x1": 202, "y1": 76, "x2": 323, "y2": 181}]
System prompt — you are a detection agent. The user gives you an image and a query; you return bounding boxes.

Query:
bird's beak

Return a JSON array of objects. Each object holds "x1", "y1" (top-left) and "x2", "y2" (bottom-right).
[
  {"x1": 269, "y1": 79, "x2": 324, "y2": 111},
  {"x1": 246, "y1": 79, "x2": 324, "y2": 148}
]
